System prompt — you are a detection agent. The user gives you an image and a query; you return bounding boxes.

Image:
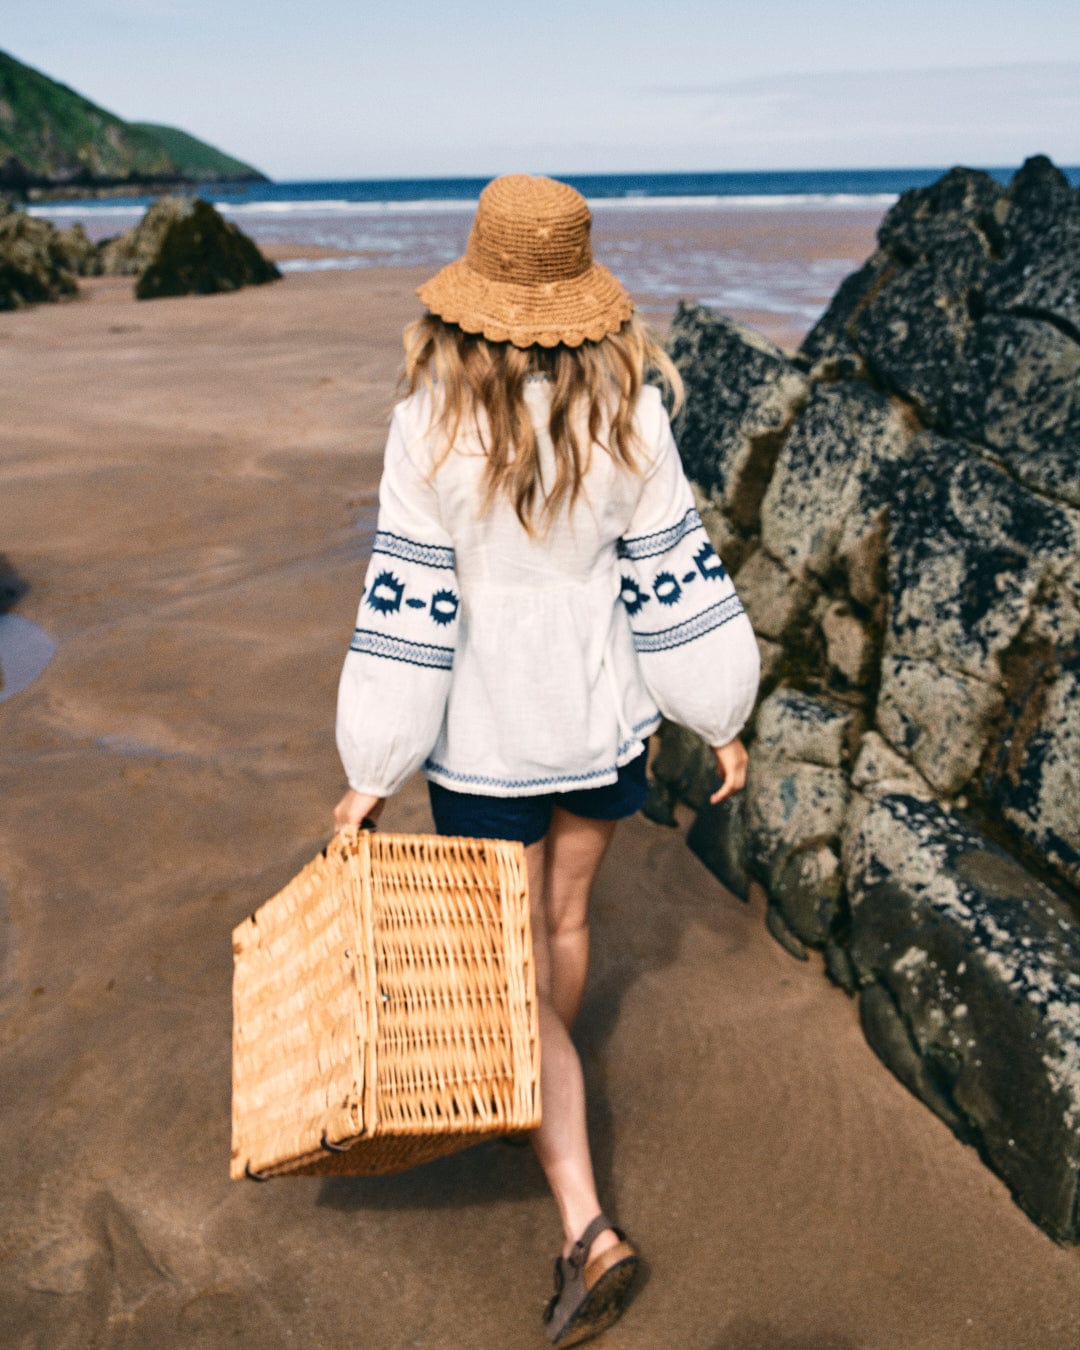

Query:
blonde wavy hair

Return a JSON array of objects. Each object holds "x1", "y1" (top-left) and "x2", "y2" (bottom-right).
[{"x1": 401, "y1": 312, "x2": 684, "y2": 535}]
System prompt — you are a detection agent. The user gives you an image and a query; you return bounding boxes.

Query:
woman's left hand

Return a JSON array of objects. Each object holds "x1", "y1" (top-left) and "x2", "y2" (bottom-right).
[
  {"x1": 709, "y1": 736, "x2": 749, "y2": 804},
  {"x1": 333, "y1": 788, "x2": 385, "y2": 832}
]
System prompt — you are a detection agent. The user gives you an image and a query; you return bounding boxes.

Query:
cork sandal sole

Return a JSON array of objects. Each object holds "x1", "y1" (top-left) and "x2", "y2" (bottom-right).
[{"x1": 550, "y1": 1242, "x2": 639, "y2": 1347}]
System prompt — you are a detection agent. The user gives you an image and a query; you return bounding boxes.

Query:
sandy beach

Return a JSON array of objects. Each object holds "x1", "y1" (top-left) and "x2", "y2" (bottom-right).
[{"x1": 2, "y1": 233, "x2": 1079, "y2": 1347}]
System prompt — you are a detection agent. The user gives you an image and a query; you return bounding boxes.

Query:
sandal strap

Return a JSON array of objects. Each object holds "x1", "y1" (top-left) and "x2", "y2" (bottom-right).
[{"x1": 568, "y1": 1213, "x2": 619, "y2": 1270}]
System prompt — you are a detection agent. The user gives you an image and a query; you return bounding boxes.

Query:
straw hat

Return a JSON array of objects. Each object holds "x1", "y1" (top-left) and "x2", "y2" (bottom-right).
[{"x1": 416, "y1": 174, "x2": 634, "y2": 349}]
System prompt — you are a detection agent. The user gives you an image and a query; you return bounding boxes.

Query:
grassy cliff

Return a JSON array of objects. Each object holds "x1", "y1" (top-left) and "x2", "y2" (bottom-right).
[
  {"x1": 0, "y1": 49, "x2": 266, "y2": 189},
  {"x1": 131, "y1": 123, "x2": 263, "y2": 182}
]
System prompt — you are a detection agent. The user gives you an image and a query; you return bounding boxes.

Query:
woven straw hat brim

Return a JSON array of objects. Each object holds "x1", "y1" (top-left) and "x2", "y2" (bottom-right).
[{"x1": 417, "y1": 258, "x2": 634, "y2": 349}]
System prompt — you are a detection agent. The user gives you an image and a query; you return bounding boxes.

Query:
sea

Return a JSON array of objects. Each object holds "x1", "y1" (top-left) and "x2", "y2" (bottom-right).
[{"x1": 28, "y1": 167, "x2": 1080, "y2": 332}]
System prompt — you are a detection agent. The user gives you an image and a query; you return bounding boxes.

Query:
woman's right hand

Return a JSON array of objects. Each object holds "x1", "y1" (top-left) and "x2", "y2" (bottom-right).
[
  {"x1": 710, "y1": 737, "x2": 748, "y2": 803},
  {"x1": 333, "y1": 788, "x2": 385, "y2": 832}
]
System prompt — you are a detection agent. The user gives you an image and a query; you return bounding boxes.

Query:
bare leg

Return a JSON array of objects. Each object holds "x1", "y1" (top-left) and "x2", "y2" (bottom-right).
[
  {"x1": 543, "y1": 808, "x2": 616, "y2": 1030},
  {"x1": 525, "y1": 814, "x2": 619, "y2": 1259}
]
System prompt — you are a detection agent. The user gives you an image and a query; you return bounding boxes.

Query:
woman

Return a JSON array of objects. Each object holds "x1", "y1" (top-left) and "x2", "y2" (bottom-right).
[{"x1": 333, "y1": 174, "x2": 759, "y2": 1346}]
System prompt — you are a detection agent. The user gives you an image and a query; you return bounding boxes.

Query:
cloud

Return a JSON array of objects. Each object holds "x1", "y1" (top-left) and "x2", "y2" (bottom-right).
[{"x1": 639, "y1": 62, "x2": 1080, "y2": 167}]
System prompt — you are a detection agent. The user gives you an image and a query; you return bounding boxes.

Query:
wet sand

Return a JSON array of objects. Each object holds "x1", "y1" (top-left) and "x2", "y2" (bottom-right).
[{"x1": 1, "y1": 253, "x2": 1078, "y2": 1347}]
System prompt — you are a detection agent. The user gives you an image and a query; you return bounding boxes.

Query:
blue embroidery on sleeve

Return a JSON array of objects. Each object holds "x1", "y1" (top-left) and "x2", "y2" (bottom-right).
[
  {"x1": 619, "y1": 575, "x2": 649, "y2": 617},
  {"x1": 653, "y1": 572, "x2": 682, "y2": 606},
  {"x1": 366, "y1": 570, "x2": 405, "y2": 614},
  {"x1": 632, "y1": 594, "x2": 745, "y2": 653},
  {"x1": 373, "y1": 531, "x2": 456, "y2": 570},
  {"x1": 430, "y1": 589, "x2": 460, "y2": 626},
  {"x1": 405, "y1": 598, "x2": 426, "y2": 609},
  {"x1": 350, "y1": 629, "x2": 455, "y2": 670},
  {"x1": 694, "y1": 542, "x2": 727, "y2": 581},
  {"x1": 618, "y1": 508, "x2": 702, "y2": 561}
]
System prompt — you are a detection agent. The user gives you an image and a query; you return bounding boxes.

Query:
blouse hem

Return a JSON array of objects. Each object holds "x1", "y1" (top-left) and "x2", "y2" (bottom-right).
[{"x1": 421, "y1": 713, "x2": 661, "y2": 798}]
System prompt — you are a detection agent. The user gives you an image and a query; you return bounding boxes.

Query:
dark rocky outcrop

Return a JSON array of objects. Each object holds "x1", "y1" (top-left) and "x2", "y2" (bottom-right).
[
  {"x1": 100, "y1": 196, "x2": 280, "y2": 300},
  {"x1": 0, "y1": 195, "x2": 279, "y2": 308},
  {"x1": 0, "y1": 198, "x2": 80, "y2": 308},
  {"x1": 651, "y1": 156, "x2": 1080, "y2": 1242},
  {"x1": 848, "y1": 795, "x2": 1080, "y2": 1242}
]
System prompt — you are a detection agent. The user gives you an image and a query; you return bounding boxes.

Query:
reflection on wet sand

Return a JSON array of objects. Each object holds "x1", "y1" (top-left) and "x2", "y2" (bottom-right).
[{"x1": 0, "y1": 614, "x2": 56, "y2": 702}]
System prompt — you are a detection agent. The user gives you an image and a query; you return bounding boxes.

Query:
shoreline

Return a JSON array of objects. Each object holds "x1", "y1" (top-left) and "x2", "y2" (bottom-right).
[{"x1": 24, "y1": 201, "x2": 890, "y2": 354}]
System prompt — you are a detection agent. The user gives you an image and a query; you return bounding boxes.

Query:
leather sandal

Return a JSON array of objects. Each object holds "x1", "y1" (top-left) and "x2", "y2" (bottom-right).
[{"x1": 542, "y1": 1213, "x2": 639, "y2": 1346}]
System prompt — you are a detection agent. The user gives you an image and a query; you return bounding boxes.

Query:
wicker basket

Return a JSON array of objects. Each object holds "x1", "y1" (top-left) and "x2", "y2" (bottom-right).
[{"x1": 230, "y1": 830, "x2": 540, "y2": 1179}]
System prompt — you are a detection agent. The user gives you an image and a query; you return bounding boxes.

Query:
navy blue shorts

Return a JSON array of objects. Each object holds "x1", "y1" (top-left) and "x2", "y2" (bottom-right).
[{"x1": 427, "y1": 750, "x2": 649, "y2": 848}]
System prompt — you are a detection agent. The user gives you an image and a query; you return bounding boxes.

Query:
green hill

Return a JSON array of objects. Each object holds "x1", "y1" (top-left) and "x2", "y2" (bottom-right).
[
  {"x1": 131, "y1": 122, "x2": 263, "y2": 182},
  {"x1": 0, "y1": 49, "x2": 267, "y2": 190}
]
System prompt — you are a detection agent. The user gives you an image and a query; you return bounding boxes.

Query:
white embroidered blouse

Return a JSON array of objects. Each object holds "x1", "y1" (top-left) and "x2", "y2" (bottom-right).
[{"x1": 336, "y1": 380, "x2": 760, "y2": 799}]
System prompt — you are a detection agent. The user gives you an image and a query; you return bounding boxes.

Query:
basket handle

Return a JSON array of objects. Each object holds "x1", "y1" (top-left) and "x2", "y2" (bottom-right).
[{"x1": 322, "y1": 816, "x2": 377, "y2": 859}]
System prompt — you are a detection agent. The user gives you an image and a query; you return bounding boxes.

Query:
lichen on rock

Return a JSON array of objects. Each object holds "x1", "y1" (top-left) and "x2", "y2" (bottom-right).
[{"x1": 657, "y1": 155, "x2": 1080, "y2": 1242}]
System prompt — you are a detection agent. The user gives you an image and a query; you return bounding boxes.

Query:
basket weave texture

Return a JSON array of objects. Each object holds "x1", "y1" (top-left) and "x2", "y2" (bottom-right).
[{"x1": 231, "y1": 830, "x2": 540, "y2": 1179}]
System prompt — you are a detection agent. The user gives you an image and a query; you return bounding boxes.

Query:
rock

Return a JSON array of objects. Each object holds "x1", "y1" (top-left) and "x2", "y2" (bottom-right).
[
  {"x1": 859, "y1": 983, "x2": 969, "y2": 1135},
  {"x1": 983, "y1": 155, "x2": 1080, "y2": 337},
  {"x1": 800, "y1": 167, "x2": 1005, "y2": 419},
  {"x1": 656, "y1": 157, "x2": 1080, "y2": 1242},
  {"x1": 758, "y1": 382, "x2": 914, "y2": 589},
  {"x1": 765, "y1": 902, "x2": 809, "y2": 960},
  {"x1": 852, "y1": 249, "x2": 986, "y2": 424},
  {"x1": 0, "y1": 200, "x2": 78, "y2": 309},
  {"x1": 732, "y1": 547, "x2": 813, "y2": 645},
  {"x1": 878, "y1": 165, "x2": 1006, "y2": 262},
  {"x1": 754, "y1": 687, "x2": 862, "y2": 769},
  {"x1": 136, "y1": 197, "x2": 279, "y2": 300},
  {"x1": 885, "y1": 433, "x2": 1078, "y2": 677},
  {"x1": 949, "y1": 315, "x2": 1080, "y2": 508},
  {"x1": 99, "y1": 196, "x2": 280, "y2": 298},
  {"x1": 99, "y1": 194, "x2": 205, "y2": 277},
  {"x1": 645, "y1": 720, "x2": 716, "y2": 826},
  {"x1": 742, "y1": 688, "x2": 855, "y2": 946},
  {"x1": 800, "y1": 159, "x2": 1080, "y2": 441},
  {"x1": 876, "y1": 654, "x2": 1003, "y2": 797},
  {"x1": 846, "y1": 794, "x2": 1080, "y2": 1243},
  {"x1": 755, "y1": 635, "x2": 785, "y2": 687},
  {"x1": 669, "y1": 303, "x2": 808, "y2": 563},
  {"x1": 687, "y1": 794, "x2": 753, "y2": 900},
  {"x1": 987, "y1": 638, "x2": 1080, "y2": 891},
  {"x1": 824, "y1": 936, "x2": 859, "y2": 993},
  {"x1": 772, "y1": 844, "x2": 843, "y2": 948},
  {"x1": 821, "y1": 601, "x2": 875, "y2": 687},
  {"x1": 54, "y1": 223, "x2": 102, "y2": 277},
  {"x1": 797, "y1": 252, "x2": 897, "y2": 372},
  {"x1": 744, "y1": 757, "x2": 849, "y2": 894},
  {"x1": 849, "y1": 731, "x2": 936, "y2": 801}
]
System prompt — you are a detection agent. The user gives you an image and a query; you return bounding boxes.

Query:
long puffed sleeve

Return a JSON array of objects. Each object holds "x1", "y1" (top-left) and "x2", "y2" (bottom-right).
[
  {"x1": 618, "y1": 406, "x2": 760, "y2": 748},
  {"x1": 336, "y1": 406, "x2": 461, "y2": 796}
]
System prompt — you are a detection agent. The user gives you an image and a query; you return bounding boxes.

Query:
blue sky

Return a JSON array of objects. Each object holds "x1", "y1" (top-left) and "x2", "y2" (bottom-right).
[{"x1": 7, "y1": 2, "x2": 1080, "y2": 179}]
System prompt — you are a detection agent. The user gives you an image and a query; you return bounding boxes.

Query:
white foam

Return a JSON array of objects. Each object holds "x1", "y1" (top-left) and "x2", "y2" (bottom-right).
[
  {"x1": 589, "y1": 193, "x2": 898, "y2": 210},
  {"x1": 29, "y1": 190, "x2": 897, "y2": 223},
  {"x1": 276, "y1": 255, "x2": 378, "y2": 272},
  {"x1": 27, "y1": 203, "x2": 146, "y2": 218},
  {"x1": 215, "y1": 198, "x2": 481, "y2": 215}
]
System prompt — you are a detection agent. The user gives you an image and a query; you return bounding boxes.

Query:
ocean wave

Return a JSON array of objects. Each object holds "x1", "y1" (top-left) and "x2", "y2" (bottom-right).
[
  {"x1": 216, "y1": 198, "x2": 482, "y2": 215},
  {"x1": 29, "y1": 190, "x2": 897, "y2": 221},
  {"x1": 221, "y1": 192, "x2": 897, "y2": 215},
  {"x1": 590, "y1": 192, "x2": 898, "y2": 209},
  {"x1": 27, "y1": 203, "x2": 146, "y2": 218},
  {"x1": 276, "y1": 255, "x2": 380, "y2": 272}
]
